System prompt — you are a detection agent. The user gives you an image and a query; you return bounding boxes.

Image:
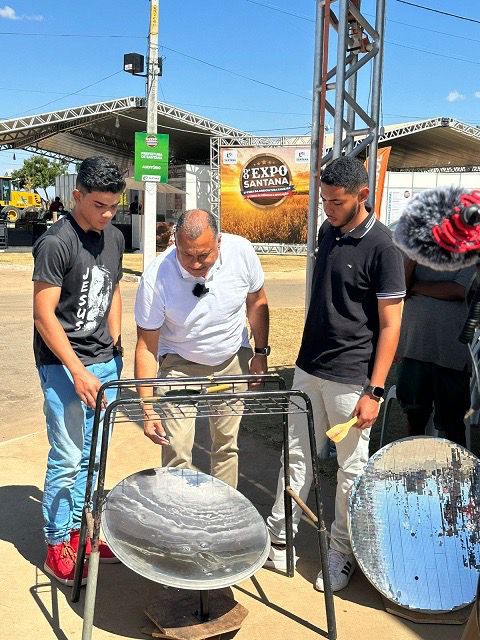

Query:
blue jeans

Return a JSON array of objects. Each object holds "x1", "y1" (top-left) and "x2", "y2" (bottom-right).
[{"x1": 38, "y1": 357, "x2": 122, "y2": 545}]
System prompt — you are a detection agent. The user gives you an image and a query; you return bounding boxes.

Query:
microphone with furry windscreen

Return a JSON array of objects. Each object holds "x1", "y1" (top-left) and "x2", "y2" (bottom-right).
[
  {"x1": 393, "y1": 187, "x2": 480, "y2": 272},
  {"x1": 393, "y1": 186, "x2": 480, "y2": 344}
]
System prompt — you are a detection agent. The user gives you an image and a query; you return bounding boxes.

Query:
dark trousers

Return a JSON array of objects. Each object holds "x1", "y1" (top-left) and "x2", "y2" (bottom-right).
[{"x1": 396, "y1": 358, "x2": 470, "y2": 447}]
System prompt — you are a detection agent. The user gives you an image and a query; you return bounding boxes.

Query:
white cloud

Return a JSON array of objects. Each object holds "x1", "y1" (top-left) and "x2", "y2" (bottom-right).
[
  {"x1": 475, "y1": 91, "x2": 480, "y2": 99},
  {"x1": 446, "y1": 90, "x2": 466, "y2": 103},
  {"x1": 0, "y1": 5, "x2": 43, "y2": 20},
  {"x1": 0, "y1": 5, "x2": 16, "y2": 18}
]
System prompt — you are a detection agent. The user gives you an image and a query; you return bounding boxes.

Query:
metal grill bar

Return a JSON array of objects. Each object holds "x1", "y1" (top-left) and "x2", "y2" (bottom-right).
[{"x1": 113, "y1": 392, "x2": 306, "y2": 423}]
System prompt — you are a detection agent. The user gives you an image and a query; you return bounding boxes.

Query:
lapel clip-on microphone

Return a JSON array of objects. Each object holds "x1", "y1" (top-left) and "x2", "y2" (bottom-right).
[{"x1": 192, "y1": 283, "x2": 209, "y2": 297}]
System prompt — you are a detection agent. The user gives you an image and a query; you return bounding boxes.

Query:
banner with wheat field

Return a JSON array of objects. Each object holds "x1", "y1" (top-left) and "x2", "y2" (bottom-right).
[{"x1": 219, "y1": 146, "x2": 310, "y2": 243}]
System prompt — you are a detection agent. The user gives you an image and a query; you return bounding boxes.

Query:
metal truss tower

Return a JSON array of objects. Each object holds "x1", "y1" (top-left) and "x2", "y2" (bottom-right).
[{"x1": 306, "y1": 0, "x2": 387, "y2": 303}]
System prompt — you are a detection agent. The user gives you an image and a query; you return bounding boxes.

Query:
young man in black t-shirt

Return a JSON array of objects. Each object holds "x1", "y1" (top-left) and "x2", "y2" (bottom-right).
[
  {"x1": 265, "y1": 157, "x2": 405, "y2": 592},
  {"x1": 33, "y1": 156, "x2": 126, "y2": 586}
]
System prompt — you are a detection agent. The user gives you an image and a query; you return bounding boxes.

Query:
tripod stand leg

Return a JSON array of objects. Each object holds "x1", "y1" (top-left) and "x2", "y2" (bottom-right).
[{"x1": 81, "y1": 551, "x2": 100, "y2": 640}]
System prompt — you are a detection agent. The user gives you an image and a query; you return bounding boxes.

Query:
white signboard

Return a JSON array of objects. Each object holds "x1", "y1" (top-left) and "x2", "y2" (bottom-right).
[{"x1": 385, "y1": 189, "x2": 413, "y2": 226}]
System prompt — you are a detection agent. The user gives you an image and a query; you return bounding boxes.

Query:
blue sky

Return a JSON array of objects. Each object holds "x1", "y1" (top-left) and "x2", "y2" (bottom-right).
[{"x1": 0, "y1": 0, "x2": 478, "y2": 175}]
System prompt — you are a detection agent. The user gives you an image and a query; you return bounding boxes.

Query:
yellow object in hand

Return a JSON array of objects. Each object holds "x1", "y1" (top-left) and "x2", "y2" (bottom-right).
[
  {"x1": 326, "y1": 416, "x2": 358, "y2": 443},
  {"x1": 204, "y1": 384, "x2": 232, "y2": 394}
]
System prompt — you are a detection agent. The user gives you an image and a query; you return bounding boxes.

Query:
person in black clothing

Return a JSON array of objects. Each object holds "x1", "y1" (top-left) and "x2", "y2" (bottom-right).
[
  {"x1": 129, "y1": 194, "x2": 142, "y2": 216},
  {"x1": 265, "y1": 156, "x2": 405, "y2": 592},
  {"x1": 33, "y1": 156, "x2": 126, "y2": 586},
  {"x1": 48, "y1": 196, "x2": 64, "y2": 223}
]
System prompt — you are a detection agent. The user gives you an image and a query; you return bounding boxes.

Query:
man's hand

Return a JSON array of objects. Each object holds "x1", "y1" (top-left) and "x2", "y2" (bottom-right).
[
  {"x1": 249, "y1": 353, "x2": 268, "y2": 388},
  {"x1": 72, "y1": 368, "x2": 103, "y2": 409},
  {"x1": 142, "y1": 407, "x2": 170, "y2": 446},
  {"x1": 353, "y1": 394, "x2": 381, "y2": 430}
]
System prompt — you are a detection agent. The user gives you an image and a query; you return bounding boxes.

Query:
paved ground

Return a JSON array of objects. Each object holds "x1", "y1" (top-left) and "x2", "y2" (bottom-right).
[{"x1": 0, "y1": 266, "x2": 467, "y2": 640}]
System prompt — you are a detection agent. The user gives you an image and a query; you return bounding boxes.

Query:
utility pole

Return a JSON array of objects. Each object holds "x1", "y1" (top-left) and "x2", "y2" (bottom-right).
[{"x1": 143, "y1": 0, "x2": 160, "y2": 270}]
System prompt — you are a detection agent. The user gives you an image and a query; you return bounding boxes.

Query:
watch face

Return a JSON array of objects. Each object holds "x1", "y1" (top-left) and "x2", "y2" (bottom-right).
[
  {"x1": 255, "y1": 346, "x2": 271, "y2": 355},
  {"x1": 366, "y1": 385, "x2": 384, "y2": 398}
]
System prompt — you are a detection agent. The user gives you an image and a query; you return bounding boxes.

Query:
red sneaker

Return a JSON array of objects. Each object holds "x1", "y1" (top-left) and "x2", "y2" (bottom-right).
[
  {"x1": 70, "y1": 529, "x2": 120, "y2": 564},
  {"x1": 44, "y1": 542, "x2": 88, "y2": 587}
]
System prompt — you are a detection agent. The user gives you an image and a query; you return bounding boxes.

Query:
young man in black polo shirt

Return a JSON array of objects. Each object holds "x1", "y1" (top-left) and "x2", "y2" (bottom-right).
[{"x1": 266, "y1": 156, "x2": 405, "y2": 591}]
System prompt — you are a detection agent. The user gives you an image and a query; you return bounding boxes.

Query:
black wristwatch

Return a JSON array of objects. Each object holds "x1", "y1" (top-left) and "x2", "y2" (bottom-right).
[
  {"x1": 365, "y1": 385, "x2": 384, "y2": 400},
  {"x1": 254, "y1": 346, "x2": 271, "y2": 356}
]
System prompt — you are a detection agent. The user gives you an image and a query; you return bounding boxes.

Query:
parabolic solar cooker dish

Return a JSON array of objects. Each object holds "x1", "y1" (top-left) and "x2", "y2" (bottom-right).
[
  {"x1": 102, "y1": 468, "x2": 270, "y2": 590},
  {"x1": 349, "y1": 437, "x2": 480, "y2": 612}
]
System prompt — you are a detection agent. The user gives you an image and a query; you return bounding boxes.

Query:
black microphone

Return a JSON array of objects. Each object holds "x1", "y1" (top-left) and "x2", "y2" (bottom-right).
[
  {"x1": 192, "y1": 283, "x2": 209, "y2": 297},
  {"x1": 393, "y1": 186, "x2": 480, "y2": 272}
]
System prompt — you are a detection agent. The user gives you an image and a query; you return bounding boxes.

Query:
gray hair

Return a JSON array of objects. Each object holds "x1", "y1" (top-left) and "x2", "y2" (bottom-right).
[{"x1": 175, "y1": 209, "x2": 218, "y2": 240}]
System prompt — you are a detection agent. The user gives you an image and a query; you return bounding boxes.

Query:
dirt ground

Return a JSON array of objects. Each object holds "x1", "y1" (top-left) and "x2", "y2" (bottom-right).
[{"x1": 0, "y1": 261, "x2": 471, "y2": 640}]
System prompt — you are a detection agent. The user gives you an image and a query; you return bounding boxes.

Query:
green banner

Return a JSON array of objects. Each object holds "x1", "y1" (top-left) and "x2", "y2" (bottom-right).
[{"x1": 134, "y1": 132, "x2": 169, "y2": 182}]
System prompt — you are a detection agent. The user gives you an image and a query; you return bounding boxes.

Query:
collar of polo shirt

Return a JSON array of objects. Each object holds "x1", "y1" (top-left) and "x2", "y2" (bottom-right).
[{"x1": 345, "y1": 211, "x2": 376, "y2": 239}]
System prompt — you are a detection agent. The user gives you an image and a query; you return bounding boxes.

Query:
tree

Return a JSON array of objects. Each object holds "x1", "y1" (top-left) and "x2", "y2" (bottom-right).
[{"x1": 11, "y1": 156, "x2": 68, "y2": 202}]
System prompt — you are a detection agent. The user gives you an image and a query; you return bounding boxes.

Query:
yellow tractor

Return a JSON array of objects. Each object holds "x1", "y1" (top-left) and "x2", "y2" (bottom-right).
[{"x1": 0, "y1": 176, "x2": 43, "y2": 223}]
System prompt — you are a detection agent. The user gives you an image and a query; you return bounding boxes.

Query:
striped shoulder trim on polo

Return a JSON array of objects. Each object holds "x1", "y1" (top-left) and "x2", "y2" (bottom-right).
[
  {"x1": 376, "y1": 290, "x2": 406, "y2": 299},
  {"x1": 357, "y1": 214, "x2": 376, "y2": 238},
  {"x1": 348, "y1": 212, "x2": 376, "y2": 239}
]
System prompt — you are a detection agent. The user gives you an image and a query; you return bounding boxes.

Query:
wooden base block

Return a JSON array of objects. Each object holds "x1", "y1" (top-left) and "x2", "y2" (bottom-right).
[
  {"x1": 145, "y1": 588, "x2": 248, "y2": 640},
  {"x1": 382, "y1": 596, "x2": 472, "y2": 625},
  {"x1": 461, "y1": 606, "x2": 480, "y2": 640}
]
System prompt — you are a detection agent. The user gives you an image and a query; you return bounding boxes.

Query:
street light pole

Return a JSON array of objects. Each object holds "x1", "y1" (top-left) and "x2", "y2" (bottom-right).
[{"x1": 143, "y1": 0, "x2": 159, "y2": 270}]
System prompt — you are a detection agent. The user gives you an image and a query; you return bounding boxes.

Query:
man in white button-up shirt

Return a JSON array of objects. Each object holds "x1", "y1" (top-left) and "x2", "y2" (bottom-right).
[{"x1": 134, "y1": 209, "x2": 270, "y2": 488}]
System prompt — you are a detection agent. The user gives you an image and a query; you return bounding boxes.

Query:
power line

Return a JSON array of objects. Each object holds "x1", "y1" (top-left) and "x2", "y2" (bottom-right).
[
  {"x1": 244, "y1": 0, "x2": 480, "y2": 42},
  {"x1": 245, "y1": 0, "x2": 312, "y2": 21},
  {"x1": 0, "y1": 32, "x2": 311, "y2": 103},
  {"x1": 7, "y1": 70, "x2": 123, "y2": 118},
  {"x1": 388, "y1": 40, "x2": 480, "y2": 65},
  {"x1": 0, "y1": 30, "x2": 145, "y2": 39},
  {"x1": 160, "y1": 45, "x2": 310, "y2": 101},
  {"x1": 241, "y1": 1, "x2": 480, "y2": 65},
  {"x1": 160, "y1": 45, "x2": 312, "y2": 102},
  {"x1": 0, "y1": 26, "x2": 478, "y2": 90},
  {"x1": 395, "y1": 1, "x2": 480, "y2": 25},
  {"x1": 0, "y1": 86, "x2": 119, "y2": 99},
  {"x1": 384, "y1": 18, "x2": 480, "y2": 44},
  {"x1": 2, "y1": 11, "x2": 478, "y2": 45},
  {"x1": 0, "y1": 86, "x2": 311, "y2": 116}
]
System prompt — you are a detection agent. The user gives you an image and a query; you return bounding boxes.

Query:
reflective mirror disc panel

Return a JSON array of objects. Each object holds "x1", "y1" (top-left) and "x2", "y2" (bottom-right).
[
  {"x1": 102, "y1": 468, "x2": 270, "y2": 590},
  {"x1": 349, "y1": 437, "x2": 480, "y2": 612}
]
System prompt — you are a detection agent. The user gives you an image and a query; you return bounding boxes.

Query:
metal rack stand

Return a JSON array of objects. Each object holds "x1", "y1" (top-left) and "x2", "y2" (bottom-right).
[{"x1": 71, "y1": 374, "x2": 336, "y2": 640}]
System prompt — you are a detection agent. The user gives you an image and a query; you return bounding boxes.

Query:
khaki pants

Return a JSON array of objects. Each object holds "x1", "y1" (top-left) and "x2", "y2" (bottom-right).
[
  {"x1": 156, "y1": 347, "x2": 252, "y2": 488},
  {"x1": 267, "y1": 366, "x2": 368, "y2": 555}
]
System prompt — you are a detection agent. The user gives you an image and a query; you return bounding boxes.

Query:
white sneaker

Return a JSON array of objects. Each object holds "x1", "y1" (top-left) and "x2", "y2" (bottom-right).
[
  {"x1": 315, "y1": 548, "x2": 356, "y2": 592},
  {"x1": 263, "y1": 542, "x2": 298, "y2": 571}
]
